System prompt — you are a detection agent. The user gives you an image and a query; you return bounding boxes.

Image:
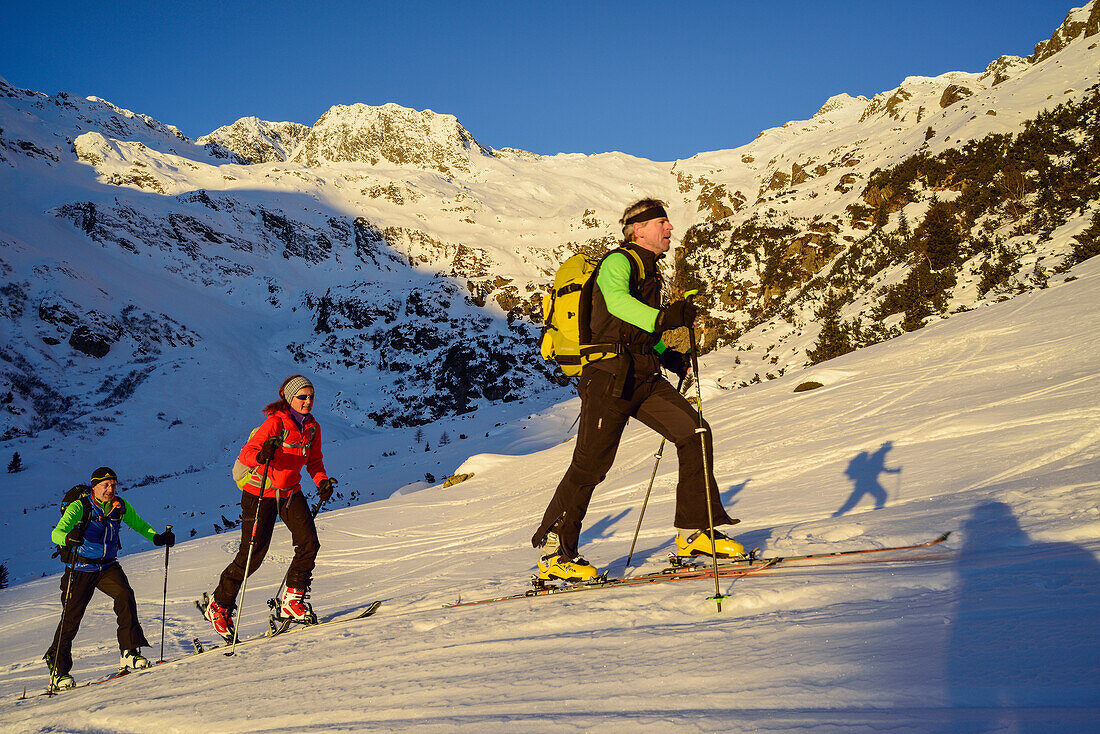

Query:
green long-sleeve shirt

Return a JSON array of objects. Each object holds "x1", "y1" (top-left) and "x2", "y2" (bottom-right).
[
  {"x1": 595, "y1": 251, "x2": 669, "y2": 354},
  {"x1": 51, "y1": 497, "x2": 157, "y2": 546}
]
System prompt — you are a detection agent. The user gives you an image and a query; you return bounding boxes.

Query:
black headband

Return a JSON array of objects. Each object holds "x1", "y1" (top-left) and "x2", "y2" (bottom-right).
[{"x1": 623, "y1": 204, "x2": 668, "y2": 226}]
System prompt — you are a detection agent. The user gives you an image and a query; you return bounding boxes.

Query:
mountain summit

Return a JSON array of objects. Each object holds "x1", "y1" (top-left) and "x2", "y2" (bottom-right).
[
  {"x1": 197, "y1": 117, "x2": 310, "y2": 164},
  {"x1": 289, "y1": 102, "x2": 494, "y2": 172}
]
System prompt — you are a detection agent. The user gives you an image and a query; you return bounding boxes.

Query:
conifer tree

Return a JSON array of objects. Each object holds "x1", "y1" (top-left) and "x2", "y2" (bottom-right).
[
  {"x1": 807, "y1": 292, "x2": 854, "y2": 364},
  {"x1": 1068, "y1": 211, "x2": 1100, "y2": 267},
  {"x1": 915, "y1": 199, "x2": 962, "y2": 271}
]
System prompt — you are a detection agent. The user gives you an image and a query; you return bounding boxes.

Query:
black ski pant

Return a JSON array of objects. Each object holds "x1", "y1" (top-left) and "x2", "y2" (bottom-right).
[
  {"x1": 213, "y1": 490, "x2": 319, "y2": 608},
  {"x1": 532, "y1": 368, "x2": 734, "y2": 561},
  {"x1": 46, "y1": 563, "x2": 149, "y2": 676}
]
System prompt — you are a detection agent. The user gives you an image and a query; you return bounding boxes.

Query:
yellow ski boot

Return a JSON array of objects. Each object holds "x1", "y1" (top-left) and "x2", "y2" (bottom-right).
[
  {"x1": 674, "y1": 529, "x2": 746, "y2": 559},
  {"x1": 537, "y1": 554, "x2": 600, "y2": 583}
]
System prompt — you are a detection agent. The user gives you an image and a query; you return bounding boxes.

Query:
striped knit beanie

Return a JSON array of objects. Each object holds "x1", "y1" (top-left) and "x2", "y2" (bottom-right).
[{"x1": 282, "y1": 376, "x2": 314, "y2": 403}]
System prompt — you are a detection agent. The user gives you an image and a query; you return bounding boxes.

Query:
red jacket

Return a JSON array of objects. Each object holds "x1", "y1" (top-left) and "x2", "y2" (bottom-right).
[{"x1": 239, "y1": 409, "x2": 328, "y2": 498}]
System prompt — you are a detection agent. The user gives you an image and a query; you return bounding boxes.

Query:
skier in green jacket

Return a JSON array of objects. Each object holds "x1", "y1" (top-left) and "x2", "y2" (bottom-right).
[{"x1": 44, "y1": 467, "x2": 174, "y2": 690}]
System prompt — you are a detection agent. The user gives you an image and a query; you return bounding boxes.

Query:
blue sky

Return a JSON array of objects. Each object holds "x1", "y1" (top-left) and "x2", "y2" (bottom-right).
[{"x1": 3, "y1": 0, "x2": 1077, "y2": 161}]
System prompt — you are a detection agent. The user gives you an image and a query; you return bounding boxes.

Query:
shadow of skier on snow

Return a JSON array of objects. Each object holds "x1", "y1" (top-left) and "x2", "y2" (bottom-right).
[
  {"x1": 610, "y1": 481, "x2": 758, "y2": 571},
  {"x1": 721, "y1": 479, "x2": 749, "y2": 508},
  {"x1": 580, "y1": 510, "x2": 630, "y2": 547},
  {"x1": 832, "y1": 441, "x2": 900, "y2": 517},
  {"x1": 942, "y1": 500, "x2": 1100, "y2": 732}
]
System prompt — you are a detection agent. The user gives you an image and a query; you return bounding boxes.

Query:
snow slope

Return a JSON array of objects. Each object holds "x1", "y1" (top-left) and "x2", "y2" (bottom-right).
[{"x1": 1, "y1": 246, "x2": 1096, "y2": 732}]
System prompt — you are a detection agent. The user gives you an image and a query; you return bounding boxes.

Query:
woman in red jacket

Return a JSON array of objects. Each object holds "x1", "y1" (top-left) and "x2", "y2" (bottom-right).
[{"x1": 202, "y1": 375, "x2": 337, "y2": 639}]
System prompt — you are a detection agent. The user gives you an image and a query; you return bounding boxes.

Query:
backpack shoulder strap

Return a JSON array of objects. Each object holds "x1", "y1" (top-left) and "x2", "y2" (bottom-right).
[
  {"x1": 605, "y1": 246, "x2": 646, "y2": 292},
  {"x1": 75, "y1": 495, "x2": 95, "y2": 533},
  {"x1": 619, "y1": 246, "x2": 646, "y2": 283}
]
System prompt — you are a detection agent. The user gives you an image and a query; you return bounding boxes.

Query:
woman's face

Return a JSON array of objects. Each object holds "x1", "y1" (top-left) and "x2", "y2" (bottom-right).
[{"x1": 289, "y1": 387, "x2": 315, "y2": 414}]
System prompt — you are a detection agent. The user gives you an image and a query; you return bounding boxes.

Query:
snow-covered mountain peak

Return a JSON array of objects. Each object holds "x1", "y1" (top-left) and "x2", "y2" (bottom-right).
[
  {"x1": 290, "y1": 101, "x2": 494, "y2": 172},
  {"x1": 1031, "y1": 0, "x2": 1100, "y2": 62},
  {"x1": 494, "y1": 146, "x2": 544, "y2": 162},
  {"x1": 0, "y1": 75, "x2": 21, "y2": 98},
  {"x1": 1, "y1": 76, "x2": 244, "y2": 170},
  {"x1": 813, "y1": 93, "x2": 870, "y2": 119},
  {"x1": 197, "y1": 116, "x2": 310, "y2": 164},
  {"x1": 855, "y1": 70, "x2": 986, "y2": 126},
  {"x1": 978, "y1": 54, "x2": 1030, "y2": 86}
]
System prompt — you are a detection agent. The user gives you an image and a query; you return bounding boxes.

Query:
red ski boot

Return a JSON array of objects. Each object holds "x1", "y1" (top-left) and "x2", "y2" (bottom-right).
[
  {"x1": 203, "y1": 595, "x2": 235, "y2": 641},
  {"x1": 280, "y1": 587, "x2": 317, "y2": 624}
]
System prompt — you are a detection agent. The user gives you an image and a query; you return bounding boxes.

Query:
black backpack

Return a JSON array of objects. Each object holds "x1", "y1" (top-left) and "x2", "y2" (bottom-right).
[{"x1": 52, "y1": 485, "x2": 94, "y2": 563}]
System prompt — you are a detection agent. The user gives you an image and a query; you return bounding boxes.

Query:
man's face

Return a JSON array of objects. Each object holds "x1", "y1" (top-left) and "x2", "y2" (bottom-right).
[
  {"x1": 92, "y1": 479, "x2": 117, "y2": 504},
  {"x1": 632, "y1": 216, "x2": 673, "y2": 255}
]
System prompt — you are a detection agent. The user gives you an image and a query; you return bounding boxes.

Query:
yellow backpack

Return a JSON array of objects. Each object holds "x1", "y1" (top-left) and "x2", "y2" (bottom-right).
[
  {"x1": 539, "y1": 248, "x2": 645, "y2": 379},
  {"x1": 231, "y1": 426, "x2": 289, "y2": 490}
]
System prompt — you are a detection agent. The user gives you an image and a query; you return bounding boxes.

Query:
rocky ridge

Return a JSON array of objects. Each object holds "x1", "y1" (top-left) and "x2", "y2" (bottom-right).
[
  {"x1": 197, "y1": 117, "x2": 311, "y2": 164},
  {"x1": 291, "y1": 102, "x2": 494, "y2": 172}
]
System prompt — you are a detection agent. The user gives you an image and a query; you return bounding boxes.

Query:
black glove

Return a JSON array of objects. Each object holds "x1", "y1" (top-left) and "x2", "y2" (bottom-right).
[
  {"x1": 658, "y1": 349, "x2": 689, "y2": 380},
  {"x1": 153, "y1": 529, "x2": 175, "y2": 548},
  {"x1": 64, "y1": 530, "x2": 84, "y2": 547},
  {"x1": 256, "y1": 436, "x2": 281, "y2": 464},
  {"x1": 655, "y1": 300, "x2": 698, "y2": 332},
  {"x1": 318, "y1": 478, "x2": 337, "y2": 503}
]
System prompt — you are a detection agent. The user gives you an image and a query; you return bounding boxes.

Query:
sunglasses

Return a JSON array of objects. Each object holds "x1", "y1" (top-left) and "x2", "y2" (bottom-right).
[{"x1": 293, "y1": 394, "x2": 315, "y2": 401}]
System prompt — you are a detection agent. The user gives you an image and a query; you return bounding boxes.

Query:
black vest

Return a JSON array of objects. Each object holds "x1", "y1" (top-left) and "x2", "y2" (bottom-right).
[{"x1": 587, "y1": 242, "x2": 664, "y2": 381}]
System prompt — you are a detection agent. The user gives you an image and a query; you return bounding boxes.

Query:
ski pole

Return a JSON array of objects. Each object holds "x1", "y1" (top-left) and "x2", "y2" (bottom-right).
[
  {"x1": 626, "y1": 373, "x2": 687, "y2": 568},
  {"x1": 227, "y1": 460, "x2": 271, "y2": 656},
  {"x1": 48, "y1": 554, "x2": 79, "y2": 691},
  {"x1": 686, "y1": 297, "x2": 725, "y2": 611},
  {"x1": 158, "y1": 524, "x2": 172, "y2": 663}
]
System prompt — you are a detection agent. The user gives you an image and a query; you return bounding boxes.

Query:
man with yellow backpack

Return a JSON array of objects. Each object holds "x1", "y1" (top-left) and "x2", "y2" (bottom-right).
[{"x1": 533, "y1": 198, "x2": 744, "y2": 582}]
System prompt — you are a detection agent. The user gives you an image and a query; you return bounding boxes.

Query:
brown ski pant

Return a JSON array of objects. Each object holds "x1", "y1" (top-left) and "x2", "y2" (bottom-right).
[
  {"x1": 213, "y1": 490, "x2": 319, "y2": 607},
  {"x1": 533, "y1": 368, "x2": 734, "y2": 560}
]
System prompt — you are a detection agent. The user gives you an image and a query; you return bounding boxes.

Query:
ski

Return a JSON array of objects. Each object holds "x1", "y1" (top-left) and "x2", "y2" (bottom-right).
[
  {"x1": 443, "y1": 532, "x2": 951, "y2": 608},
  {"x1": 23, "y1": 680, "x2": 93, "y2": 699},
  {"x1": 20, "y1": 667, "x2": 142, "y2": 700},
  {"x1": 18, "y1": 599, "x2": 385, "y2": 699},
  {"x1": 443, "y1": 558, "x2": 781, "y2": 608},
  {"x1": 671, "y1": 531, "x2": 952, "y2": 573},
  {"x1": 190, "y1": 599, "x2": 383, "y2": 656},
  {"x1": 267, "y1": 599, "x2": 383, "y2": 637},
  {"x1": 91, "y1": 668, "x2": 132, "y2": 685}
]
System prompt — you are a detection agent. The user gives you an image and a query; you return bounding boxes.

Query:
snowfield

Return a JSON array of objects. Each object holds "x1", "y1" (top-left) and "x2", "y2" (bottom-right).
[{"x1": 1, "y1": 250, "x2": 1096, "y2": 733}]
